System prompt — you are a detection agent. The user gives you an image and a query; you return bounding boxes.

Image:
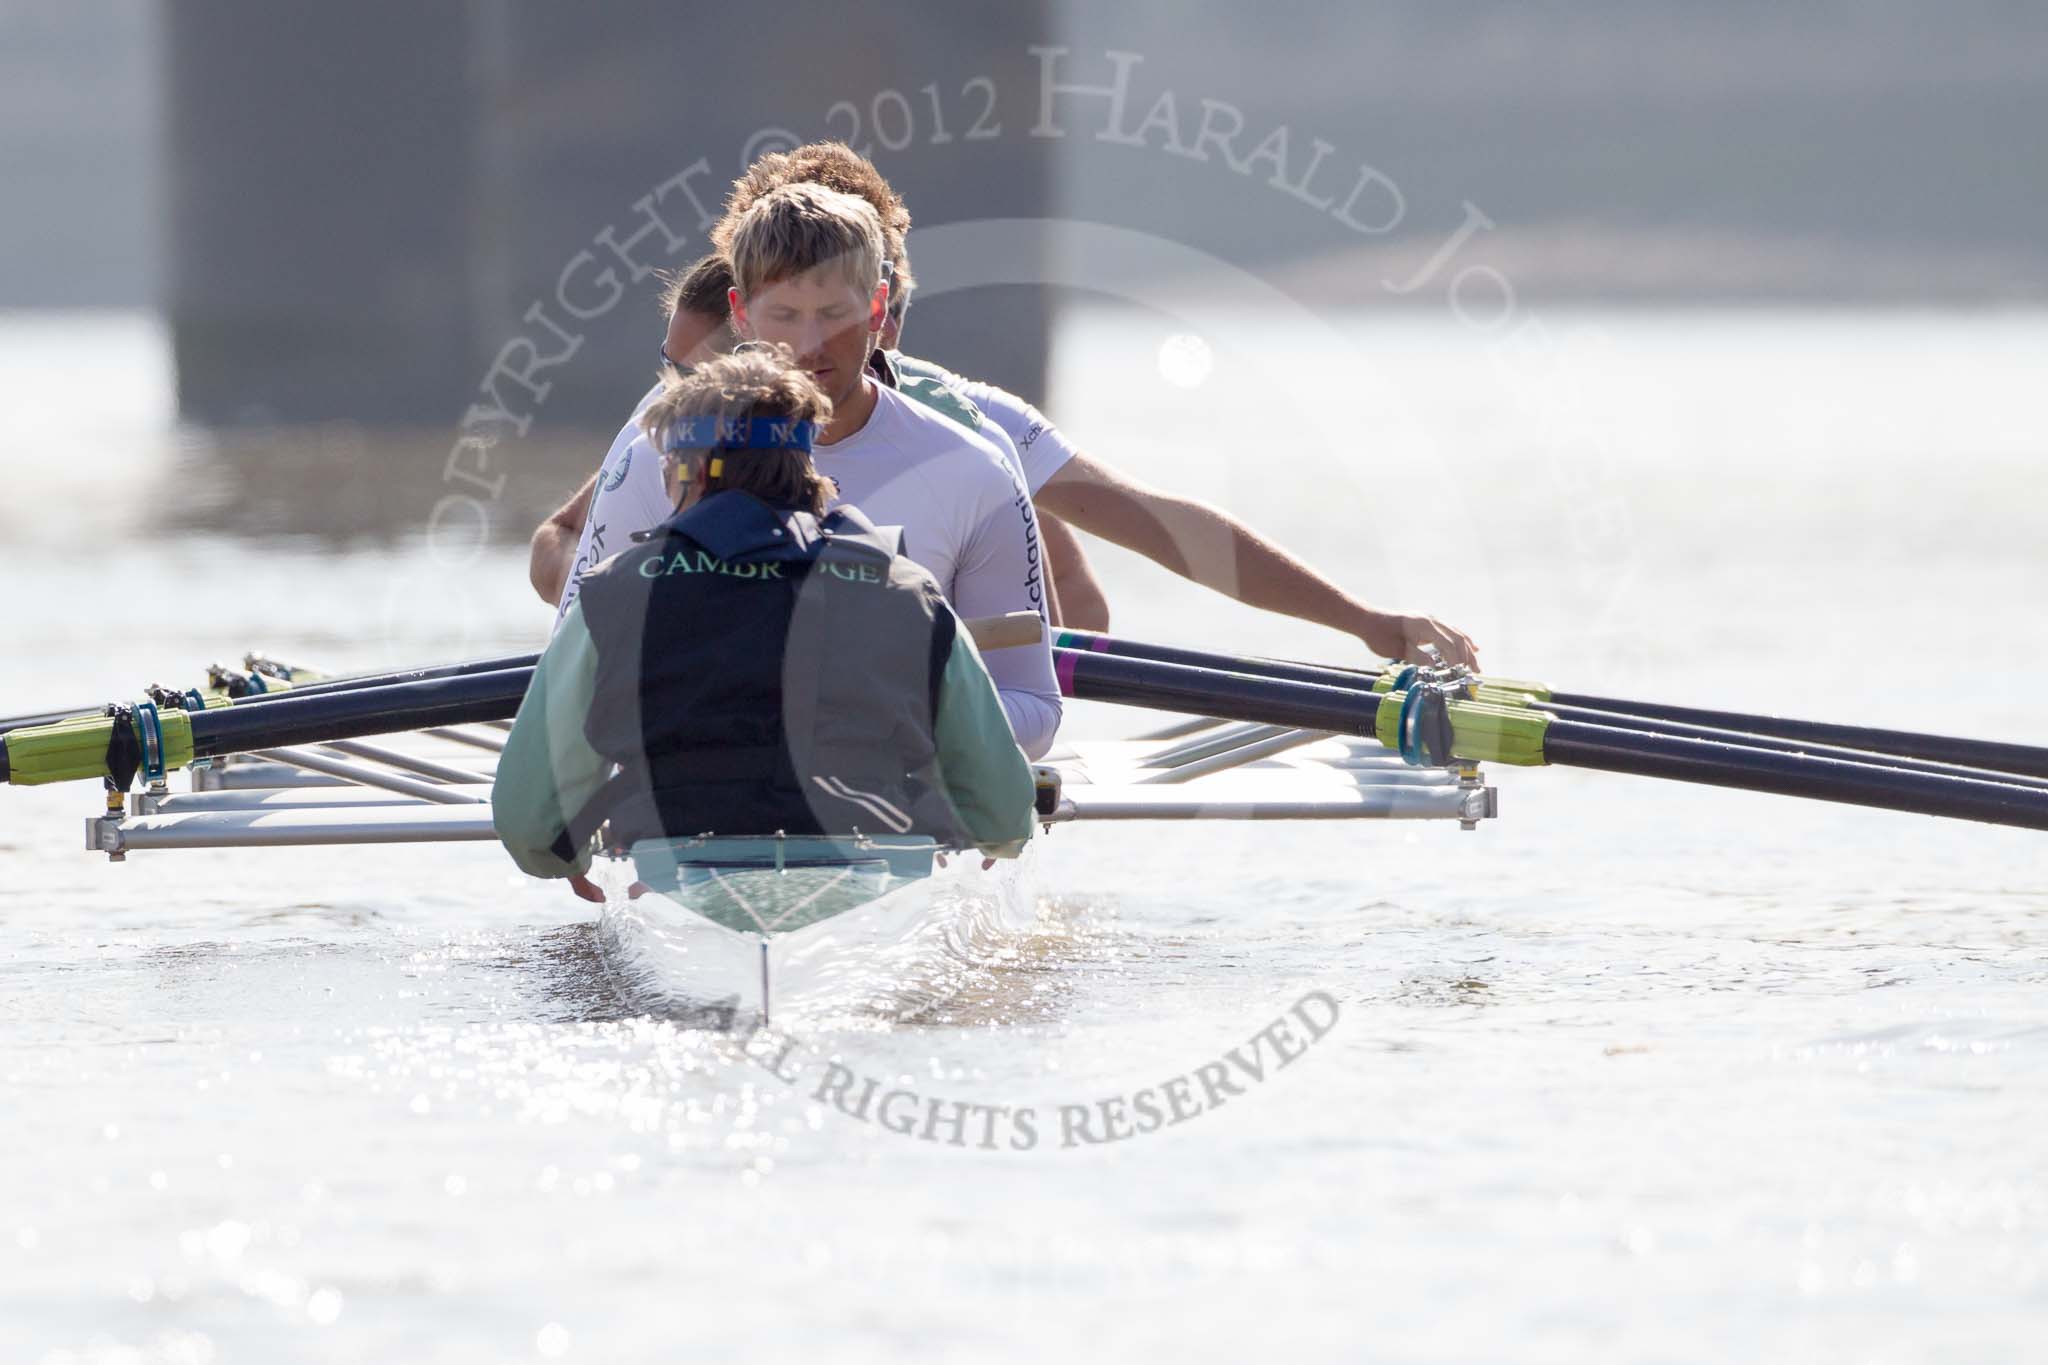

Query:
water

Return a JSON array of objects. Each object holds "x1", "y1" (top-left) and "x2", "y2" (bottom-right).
[{"x1": 2, "y1": 309, "x2": 2045, "y2": 1362}]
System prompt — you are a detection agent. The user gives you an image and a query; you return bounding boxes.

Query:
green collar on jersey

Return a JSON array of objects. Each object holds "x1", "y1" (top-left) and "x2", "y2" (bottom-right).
[{"x1": 867, "y1": 349, "x2": 984, "y2": 433}]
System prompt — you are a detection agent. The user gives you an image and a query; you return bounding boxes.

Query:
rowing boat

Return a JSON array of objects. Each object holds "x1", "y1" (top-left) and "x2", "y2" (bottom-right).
[
  {"x1": 0, "y1": 648, "x2": 1492, "y2": 1022},
  {"x1": 6, "y1": 631, "x2": 2045, "y2": 1023},
  {"x1": 597, "y1": 835, "x2": 1036, "y2": 1025}
]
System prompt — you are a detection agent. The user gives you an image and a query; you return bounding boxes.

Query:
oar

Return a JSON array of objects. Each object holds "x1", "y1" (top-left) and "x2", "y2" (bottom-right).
[
  {"x1": 2, "y1": 670, "x2": 531, "y2": 787},
  {"x1": 1, "y1": 615, "x2": 1049, "y2": 788},
  {"x1": 1057, "y1": 629, "x2": 2048, "y2": 782},
  {"x1": 0, "y1": 610, "x2": 1052, "y2": 741},
  {"x1": 1532, "y1": 687, "x2": 2048, "y2": 781},
  {"x1": 220, "y1": 653, "x2": 540, "y2": 707},
  {"x1": 0, "y1": 652, "x2": 542, "y2": 739},
  {"x1": 1053, "y1": 646, "x2": 2048, "y2": 832},
  {"x1": 1054, "y1": 629, "x2": 2048, "y2": 790},
  {"x1": 0, "y1": 705, "x2": 87, "y2": 735}
]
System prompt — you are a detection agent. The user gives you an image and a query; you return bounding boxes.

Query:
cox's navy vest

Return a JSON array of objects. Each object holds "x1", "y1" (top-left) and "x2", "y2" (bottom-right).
[{"x1": 574, "y1": 490, "x2": 963, "y2": 844}]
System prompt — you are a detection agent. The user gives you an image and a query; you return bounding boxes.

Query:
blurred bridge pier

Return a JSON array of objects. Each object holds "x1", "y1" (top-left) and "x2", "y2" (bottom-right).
[{"x1": 166, "y1": 0, "x2": 1054, "y2": 431}]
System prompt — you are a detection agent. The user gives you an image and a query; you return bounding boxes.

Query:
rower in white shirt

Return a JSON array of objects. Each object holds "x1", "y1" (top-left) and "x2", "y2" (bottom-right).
[
  {"x1": 536, "y1": 143, "x2": 1479, "y2": 673},
  {"x1": 708, "y1": 143, "x2": 1477, "y2": 671},
  {"x1": 547, "y1": 255, "x2": 1056, "y2": 639},
  {"x1": 541, "y1": 255, "x2": 735, "y2": 625},
  {"x1": 566, "y1": 184, "x2": 1063, "y2": 759}
]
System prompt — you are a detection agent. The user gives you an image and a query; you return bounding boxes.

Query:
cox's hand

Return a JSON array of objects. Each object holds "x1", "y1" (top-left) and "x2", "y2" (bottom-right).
[
  {"x1": 1362, "y1": 611, "x2": 1480, "y2": 672},
  {"x1": 937, "y1": 852, "x2": 1001, "y2": 871},
  {"x1": 567, "y1": 873, "x2": 606, "y2": 904}
]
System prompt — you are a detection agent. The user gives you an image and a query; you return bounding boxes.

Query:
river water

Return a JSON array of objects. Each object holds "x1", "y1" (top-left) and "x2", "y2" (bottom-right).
[{"x1": 2, "y1": 309, "x2": 2045, "y2": 1363}]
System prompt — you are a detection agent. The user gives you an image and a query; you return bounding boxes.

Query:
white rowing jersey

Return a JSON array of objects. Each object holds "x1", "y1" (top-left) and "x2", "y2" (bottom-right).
[
  {"x1": 553, "y1": 380, "x2": 670, "y2": 631},
  {"x1": 888, "y1": 352, "x2": 1080, "y2": 495},
  {"x1": 555, "y1": 377, "x2": 1061, "y2": 758}
]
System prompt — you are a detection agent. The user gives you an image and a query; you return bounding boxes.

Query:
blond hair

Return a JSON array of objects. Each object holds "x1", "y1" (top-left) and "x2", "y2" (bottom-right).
[
  {"x1": 640, "y1": 345, "x2": 836, "y2": 517},
  {"x1": 726, "y1": 183, "x2": 886, "y2": 304},
  {"x1": 713, "y1": 141, "x2": 915, "y2": 313}
]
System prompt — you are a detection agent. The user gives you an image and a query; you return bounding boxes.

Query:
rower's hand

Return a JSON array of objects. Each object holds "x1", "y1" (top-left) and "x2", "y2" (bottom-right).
[
  {"x1": 1362, "y1": 611, "x2": 1480, "y2": 672},
  {"x1": 567, "y1": 872, "x2": 606, "y2": 904}
]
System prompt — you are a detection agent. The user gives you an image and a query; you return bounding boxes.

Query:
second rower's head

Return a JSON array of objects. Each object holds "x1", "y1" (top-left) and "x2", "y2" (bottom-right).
[
  {"x1": 725, "y1": 184, "x2": 888, "y2": 412},
  {"x1": 657, "y1": 252, "x2": 738, "y2": 373},
  {"x1": 640, "y1": 345, "x2": 836, "y2": 517}
]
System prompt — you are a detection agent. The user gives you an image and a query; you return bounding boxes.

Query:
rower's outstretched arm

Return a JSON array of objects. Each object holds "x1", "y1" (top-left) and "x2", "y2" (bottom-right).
[
  {"x1": 1035, "y1": 452, "x2": 1480, "y2": 669},
  {"x1": 530, "y1": 473, "x2": 597, "y2": 605}
]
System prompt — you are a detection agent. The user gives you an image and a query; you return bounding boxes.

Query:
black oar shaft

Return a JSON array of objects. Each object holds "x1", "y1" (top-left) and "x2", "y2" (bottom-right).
[
  {"x1": 228, "y1": 654, "x2": 541, "y2": 707},
  {"x1": 1550, "y1": 691, "x2": 2048, "y2": 781},
  {"x1": 187, "y1": 668, "x2": 533, "y2": 758},
  {"x1": 0, "y1": 653, "x2": 543, "y2": 740},
  {"x1": 1058, "y1": 648, "x2": 1379, "y2": 735},
  {"x1": 1055, "y1": 647, "x2": 2048, "y2": 832},
  {"x1": 1060, "y1": 630, "x2": 2048, "y2": 790},
  {"x1": 1535, "y1": 698, "x2": 2048, "y2": 792},
  {"x1": 1058, "y1": 631, "x2": 1373, "y2": 691},
  {"x1": 1061, "y1": 628, "x2": 2048, "y2": 783},
  {"x1": 1545, "y1": 721, "x2": 2048, "y2": 832}
]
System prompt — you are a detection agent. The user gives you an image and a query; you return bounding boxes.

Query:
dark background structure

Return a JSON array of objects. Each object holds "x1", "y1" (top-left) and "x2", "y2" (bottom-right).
[{"x1": 4, "y1": 0, "x2": 2046, "y2": 431}]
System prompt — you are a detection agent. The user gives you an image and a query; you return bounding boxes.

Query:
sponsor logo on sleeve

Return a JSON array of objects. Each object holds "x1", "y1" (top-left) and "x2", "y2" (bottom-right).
[{"x1": 601, "y1": 452, "x2": 632, "y2": 493}]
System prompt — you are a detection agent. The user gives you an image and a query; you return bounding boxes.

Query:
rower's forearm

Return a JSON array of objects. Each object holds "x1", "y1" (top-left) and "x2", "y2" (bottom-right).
[
  {"x1": 1071, "y1": 489, "x2": 1372, "y2": 639},
  {"x1": 1206, "y1": 508, "x2": 1376, "y2": 637},
  {"x1": 530, "y1": 473, "x2": 601, "y2": 605},
  {"x1": 529, "y1": 522, "x2": 579, "y2": 605},
  {"x1": 1039, "y1": 514, "x2": 1108, "y2": 632}
]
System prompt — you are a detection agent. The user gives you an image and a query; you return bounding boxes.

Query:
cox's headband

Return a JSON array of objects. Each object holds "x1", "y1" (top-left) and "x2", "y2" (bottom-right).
[{"x1": 660, "y1": 416, "x2": 818, "y2": 455}]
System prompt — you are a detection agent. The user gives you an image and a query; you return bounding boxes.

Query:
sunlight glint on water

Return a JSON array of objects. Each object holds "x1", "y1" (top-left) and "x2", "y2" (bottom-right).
[{"x1": 1, "y1": 309, "x2": 2045, "y2": 1363}]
